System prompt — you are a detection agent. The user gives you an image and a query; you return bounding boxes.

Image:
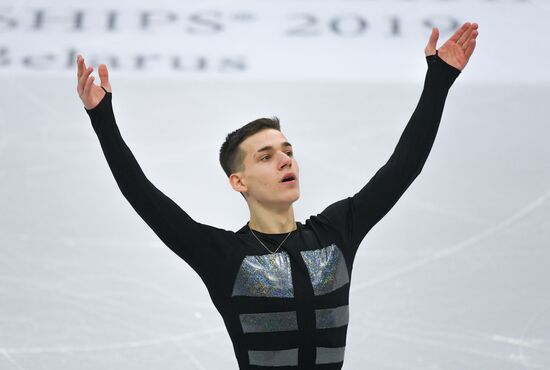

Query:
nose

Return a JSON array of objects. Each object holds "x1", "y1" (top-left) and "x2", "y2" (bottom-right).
[{"x1": 278, "y1": 151, "x2": 293, "y2": 169}]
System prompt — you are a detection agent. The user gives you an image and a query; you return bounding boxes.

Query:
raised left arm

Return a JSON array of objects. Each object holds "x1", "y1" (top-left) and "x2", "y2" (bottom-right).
[{"x1": 318, "y1": 22, "x2": 479, "y2": 259}]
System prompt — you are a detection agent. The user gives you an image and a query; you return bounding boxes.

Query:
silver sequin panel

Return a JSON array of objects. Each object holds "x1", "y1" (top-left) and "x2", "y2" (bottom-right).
[
  {"x1": 239, "y1": 311, "x2": 298, "y2": 333},
  {"x1": 315, "y1": 304, "x2": 349, "y2": 329},
  {"x1": 300, "y1": 244, "x2": 350, "y2": 296},
  {"x1": 232, "y1": 252, "x2": 294, "y2": 297},
  {"x1": 316, "y1": 346, "x2": 346, "y2": 364},
  {"x1": 248, "y1": 347, "x2": 345, "y2": 366},
  {"x1": 248, "y1": 348, "x2": 299, "y2": 367}
]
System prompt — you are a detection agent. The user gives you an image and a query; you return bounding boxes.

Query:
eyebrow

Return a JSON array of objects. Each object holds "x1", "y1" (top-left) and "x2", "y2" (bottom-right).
[{"x1": 256, "y1": 142, "x2": 293, "y2": 154}]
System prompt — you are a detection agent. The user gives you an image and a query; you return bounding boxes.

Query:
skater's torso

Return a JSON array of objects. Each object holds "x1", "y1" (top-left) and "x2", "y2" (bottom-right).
[{"x1": 205, "y1": 219, "x2": 353, "y2": 369}]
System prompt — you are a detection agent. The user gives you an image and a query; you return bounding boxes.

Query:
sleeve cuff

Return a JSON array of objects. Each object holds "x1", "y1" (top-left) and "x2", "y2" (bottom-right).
[
  {"x1": 426, "y1": 52, "x2": 461, "y2": 73},
  {"x1": 84, "y1": 91, "x2": 113, "y2": 121},
  {"x1": 426, "y1": 51, "x2": 461, "y2": 87}
]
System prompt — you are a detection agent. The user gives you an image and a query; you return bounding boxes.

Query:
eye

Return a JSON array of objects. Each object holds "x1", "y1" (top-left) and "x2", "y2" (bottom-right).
[{"x1": 260, "y1": 151, "x2": 294, "y2": 161}]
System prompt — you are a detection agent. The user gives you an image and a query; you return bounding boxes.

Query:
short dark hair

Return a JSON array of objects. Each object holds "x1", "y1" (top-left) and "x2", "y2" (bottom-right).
[{"x1": 219, "y1": 116, "x2": 281, "y2": 178}]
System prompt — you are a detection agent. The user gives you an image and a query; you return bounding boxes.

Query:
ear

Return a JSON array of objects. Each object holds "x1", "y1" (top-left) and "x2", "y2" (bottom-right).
[{"x1": 229, "y1": 173, "x2": 247, "y2": 194}]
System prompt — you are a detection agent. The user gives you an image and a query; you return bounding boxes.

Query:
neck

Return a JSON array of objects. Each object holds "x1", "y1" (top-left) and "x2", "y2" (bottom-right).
[{"x1": 248, "y1": 201, "x2": 297, "y2": 234}]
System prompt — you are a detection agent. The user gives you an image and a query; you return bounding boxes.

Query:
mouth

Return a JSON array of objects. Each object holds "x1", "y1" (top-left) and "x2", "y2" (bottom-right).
[
  {"x1": 280, "y1": 178, "x2": 297, "y2": 185},
  {"x1": 281, "y1": 173, "x2": 297, "y2": 183}
]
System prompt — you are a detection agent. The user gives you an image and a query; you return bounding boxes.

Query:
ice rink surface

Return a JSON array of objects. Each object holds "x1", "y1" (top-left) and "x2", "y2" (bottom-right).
[{"x1": 1, "y1": 1, "x2": 549, "y2": 369}]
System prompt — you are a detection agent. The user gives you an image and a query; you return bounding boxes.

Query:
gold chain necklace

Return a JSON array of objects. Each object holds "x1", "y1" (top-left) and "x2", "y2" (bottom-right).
[{"x1": 249, "y1": 228, "x2": 293, "y2": 254}]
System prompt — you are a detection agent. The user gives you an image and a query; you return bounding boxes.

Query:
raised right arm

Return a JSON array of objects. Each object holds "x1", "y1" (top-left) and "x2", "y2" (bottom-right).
[{"x1": 77, "y1": 55, "x2": 223, "y2": 286}]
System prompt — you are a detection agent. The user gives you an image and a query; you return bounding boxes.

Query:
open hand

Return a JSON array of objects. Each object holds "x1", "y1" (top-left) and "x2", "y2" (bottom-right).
[
  {"x1": 76, "y1": 55, "x2": 112, "y2": 110},
  {"x1": 425, "y1": 22, "x2": 479, "y2": 71}
]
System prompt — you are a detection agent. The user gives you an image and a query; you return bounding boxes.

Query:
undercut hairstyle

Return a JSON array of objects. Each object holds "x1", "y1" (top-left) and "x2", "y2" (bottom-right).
[{"x1": 219, "y1": 116, "x2": 281, "y2": 179}]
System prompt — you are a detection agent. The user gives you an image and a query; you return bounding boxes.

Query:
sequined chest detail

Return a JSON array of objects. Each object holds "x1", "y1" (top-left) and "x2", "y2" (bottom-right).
[
  {"x1": 231, "y1": 243, "x2": 349, "y2": 297},
  {"x1": 300, "y1": 243, "x2": 350, "y2": 296},
  {"x1": 231, "y1": 251, "x2": 295, "y2": 298}
]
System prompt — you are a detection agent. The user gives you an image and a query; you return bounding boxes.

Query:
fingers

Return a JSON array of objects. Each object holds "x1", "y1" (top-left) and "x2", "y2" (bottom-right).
[
  {"x1": 98, "y1": 64, "x2": 111, "y2": 92},
  {"x1": 425, "y1": 27, "x2": 439, "y2": 56},
  {"x1": 449, "y1": 22, "x2": 471, "y2": 43},
  {"x1": 460, "y1": 23, "x2": 478, "y2": 59},
  {"x1": 78, "y1": 66, "x2": 93, "y2": 96},
  {"x1": 464, "y1": 38, "x2": 477, "y2": 59},
  {"x1": 82, "y1": 75, "x2": 95, "y2": 98},
  {"x1": 77, "y1": 55, "x2": 113, "y2": 97},
  {"x1": 77, "y1": 54, "x2": 91, "y2": 95},
  {"x1": 77, "y1": 54, "x2": 85, "y2": 79},
  {"x1": 429, "y1": 27, "x2": 439, "y2": 47},
  {"x1": 457, "y1": 22, "x2": 478, "y2": 46}
]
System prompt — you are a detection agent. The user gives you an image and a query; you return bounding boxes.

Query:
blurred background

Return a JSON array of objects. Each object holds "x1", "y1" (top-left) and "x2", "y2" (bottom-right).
[{"x1": 1, "y1": 0, "x2": 549, "y2": 369}]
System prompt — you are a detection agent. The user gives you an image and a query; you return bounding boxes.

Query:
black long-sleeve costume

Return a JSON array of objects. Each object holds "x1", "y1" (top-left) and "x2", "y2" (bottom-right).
[{"x1": 85, "y1": 54, "x2": 461, "y2": 369}]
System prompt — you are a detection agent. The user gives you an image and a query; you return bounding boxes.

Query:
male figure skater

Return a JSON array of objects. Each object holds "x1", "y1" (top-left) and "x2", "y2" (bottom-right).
[{"x1": 77, "y1": 22, "x2": 478, "y2": 369}]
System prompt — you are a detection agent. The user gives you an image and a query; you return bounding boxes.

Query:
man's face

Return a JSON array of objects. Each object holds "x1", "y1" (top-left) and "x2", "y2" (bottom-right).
[{"x1": 231, "y1": 128, "x2": 300, "y2": 206}]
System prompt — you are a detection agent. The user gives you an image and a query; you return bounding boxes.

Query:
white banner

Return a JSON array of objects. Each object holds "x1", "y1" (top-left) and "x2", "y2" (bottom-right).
[{"x1": 1, "y1": 0, "x2": 548, "y2": 82}]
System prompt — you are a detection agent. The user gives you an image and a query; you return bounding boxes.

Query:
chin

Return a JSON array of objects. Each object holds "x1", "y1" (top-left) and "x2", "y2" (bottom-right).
[{"x1": 287, "y1": 191, "x2": 300, "y2": 204}]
